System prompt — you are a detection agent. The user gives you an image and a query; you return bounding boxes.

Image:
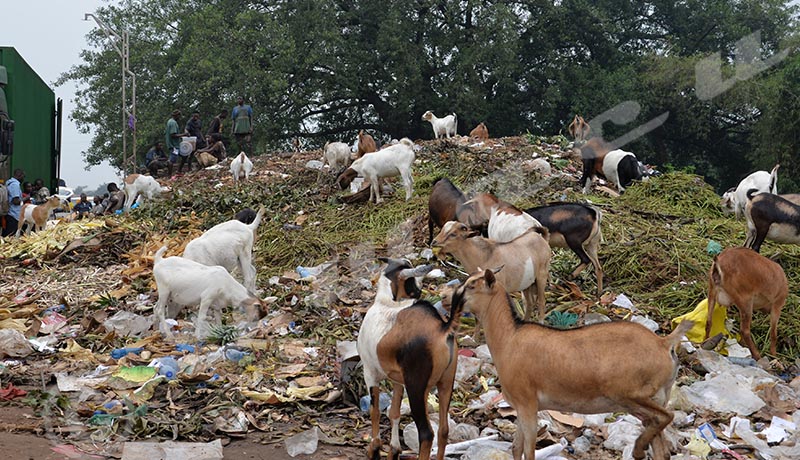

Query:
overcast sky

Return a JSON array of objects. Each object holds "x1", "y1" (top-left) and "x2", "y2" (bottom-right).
[{"x1": 3, "y1": 0, "x2": 119, "y2": 192}]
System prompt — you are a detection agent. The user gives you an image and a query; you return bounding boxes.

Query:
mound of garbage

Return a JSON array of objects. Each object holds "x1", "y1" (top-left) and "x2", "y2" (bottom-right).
[{"x1": 0, "y1": 135, "x2": 798, "y2": 459}]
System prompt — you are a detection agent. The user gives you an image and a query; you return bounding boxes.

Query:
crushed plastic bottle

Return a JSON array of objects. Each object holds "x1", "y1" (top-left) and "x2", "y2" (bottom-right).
[
  {"x1": 224, "y1": 348, "x2": 247, "y2": 362},
  {"x1": 152, "y1": 357, "x2": 179, "y2": 380},
  {"x1": 111, "y1": 347, "x2": 144, "y2": 360},
  {"x1": 175, "y1": 344, "x2": 195, "y2": 353},
  {"x1": 359, "y1": 392, "x2": 392, "y2": 412}
]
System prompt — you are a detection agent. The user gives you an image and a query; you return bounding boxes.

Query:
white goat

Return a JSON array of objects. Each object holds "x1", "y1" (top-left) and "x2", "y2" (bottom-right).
[
  {"x1": 321, "y1": 141, "x2": 351, "y2": 172},
  {"x1": 182, "y1": 207, "x2": 264, "y2": 294},
  {"x1": 422, "y1": 111, "x2": 457, "y2": 139},
  {"x1": 123, "y1": 174, "x2": 163, "y2": 210},
  {"x1": 152, "y1": 246, "x2": 263, "y2": 339},
  {"x1": 230, "y1": 151, "x2": 253, "y2": 183},
  {"x1": 339, "y1": 138, "x2": 415, "y2": 204},
  {"x1": 721, "y1": 164, "x2": 779, "y2": 218}
]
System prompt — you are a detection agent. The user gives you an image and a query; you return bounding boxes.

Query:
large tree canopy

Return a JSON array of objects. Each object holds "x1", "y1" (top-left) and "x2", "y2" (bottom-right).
[{"x1": 59, "y1": 0, "x2": 799, "y2": 191}]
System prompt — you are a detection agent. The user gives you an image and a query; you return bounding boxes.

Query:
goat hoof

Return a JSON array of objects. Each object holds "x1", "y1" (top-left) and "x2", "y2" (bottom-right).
[
  {"x1": 389, "y1": 446, "x2": 401, "y2": 460},
  {"x1": 368, "y1": 440, "x2": 381, "y2": 460}
]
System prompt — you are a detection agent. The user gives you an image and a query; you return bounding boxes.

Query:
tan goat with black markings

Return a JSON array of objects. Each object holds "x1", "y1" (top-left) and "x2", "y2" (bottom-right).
[
  {"x1": 452, "y1": 268, "x2": 693, "y2": 460},
  {"x1": 357, "y1": 258, "x2": 462, "y2": 460}
]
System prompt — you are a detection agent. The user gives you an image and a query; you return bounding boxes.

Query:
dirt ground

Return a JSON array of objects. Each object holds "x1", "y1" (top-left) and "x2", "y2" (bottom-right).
[{"x1": 0, "y1": 402, "x2": 361, "y2": 459}]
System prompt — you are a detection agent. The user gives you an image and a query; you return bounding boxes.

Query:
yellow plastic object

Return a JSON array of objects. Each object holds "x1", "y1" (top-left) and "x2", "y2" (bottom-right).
[
  {"x1": 685, "y1": 432, "x2": 711, "y2": 459},
  {"x1": 112, "y1": 366, "x2": 157, "y2": 383},
  {"x1": 671, "y1": 298, "x2": 731, "y2": 345}
]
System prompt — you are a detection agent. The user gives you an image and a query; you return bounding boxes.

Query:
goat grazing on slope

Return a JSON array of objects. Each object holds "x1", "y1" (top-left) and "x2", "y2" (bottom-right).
[
  {"x1": 422, "y1": 111, "x2": 457, "y2": 139},
  {"x1": 568, "y1": 114, "x2": 591, "y2": 143},
  {"x1": 322, "y1": 141, "x2": 352, "y2": 173},
  {"x1": 452, "y1": 268, "x2": 693, "y2": 460},
  {"x1": 428, "y1": 178, "x2": 467, "y2": 243},
  {"x1": 579, "y1": 138, "x2": 644, "y2": 194},
  {"x1": 152, "y1": 246, "x2": 265, "y2": 339},
  {"x1": 123, "y1": 174, "x2": 163, "y2": 210},
  {"x1": 744, "y1": 189, "x2": 800, "y2": 252},
  {"x1": 433, "y1": 221, "x2": 551, "y2": 321},
  {"x1": 704, "y1": 247, "x2": 787, "y2": 360},
  {"x1": 16, "y1": 196, "x2": 62, "y2": 236},
  {"x1": 336, "y1": 138, "x2": 415, "y2": 204},
  {"x1": 357, "y1": 258, "x2": 461, "y2": 460},
  {"x1": 721, "y1": 164, "x2": 779, "y2": 219},
  {"x1": 182, "y1": 207, "x2": 264, "y2": 294},
  {"x1": 525, "y1": 203, "x2": 604, "y2": 295},
  {"x1": 230, "y1": 151, "x2": 253, "y2": 183},
  {"x1": 469, "y1": 122, "x2": 489, "y2": 141}
]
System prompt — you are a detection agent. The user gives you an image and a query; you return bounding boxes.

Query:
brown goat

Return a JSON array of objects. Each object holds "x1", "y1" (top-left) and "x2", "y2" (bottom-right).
[
  {"x1": 357, "y1": 258, "x2": 461, "y2": 460},
  {"x1": 16, "y1": 196, "x2": 62, "y2": 236},
  {"x1": 428, "y1": 178, "x2": 467, "y2": 243},
  {"x1": 469, "y1": 122, "x2": 489, "y2": 141},
  {"x1": 356, "y1": 130, "x2": 377, "y2": 159},
  {"x1": 568, "y1": 114, "x2": 591, "y2": 143},
  {"x1": 705, "y1": 247, "x2": 787, "y2": 360},
  {"x1": 452, "y1": 268, "x2": 693, "y2": 460}
]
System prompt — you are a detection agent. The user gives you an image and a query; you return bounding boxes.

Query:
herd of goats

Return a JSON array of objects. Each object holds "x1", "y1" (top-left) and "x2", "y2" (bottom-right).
[{"x1": 93, "y1": 112, "x2": 800, "y2": 459}]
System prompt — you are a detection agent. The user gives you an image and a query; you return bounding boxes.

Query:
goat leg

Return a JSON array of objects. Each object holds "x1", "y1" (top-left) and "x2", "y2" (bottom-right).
[
  {"x1": 435, "y1": 367, "x2": 456, "y2": 460},
  {"x1": 388, "y1": 384, "x2": 404, "y2": 460},
  {"x1": 367, "y1": 385, "x2": 382, "y2": 460},
  {"x1": 739, "y1": 300, "x2": 761, "y2": 360}
]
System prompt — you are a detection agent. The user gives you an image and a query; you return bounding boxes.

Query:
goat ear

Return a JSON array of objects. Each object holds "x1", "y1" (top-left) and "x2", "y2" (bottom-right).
[
  {"x1": 484, "y1": 269, "x2": 496, "y2": 287},
  {"x1": 490, "y1": 265, "x2": 504, "y2": 274},
  {"x1": 466, "y1": 230, "x2": 481, "y2": 238}
]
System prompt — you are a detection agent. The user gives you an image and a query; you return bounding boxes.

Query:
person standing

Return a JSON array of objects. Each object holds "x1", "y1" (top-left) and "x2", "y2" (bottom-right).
[
  {"x1": 2, "y1": 168, "x2": 24, "y2": 237},
  {"x1": 166, "y1": 110, "x2": 189, "y2": 174},
  {"x1": 231, "y1": 96, "x2": 253, "y2": 155},
  {"x1": 185, "y1": 111, "x2": 207, "y2": 151},
  {"x1": 207, "y1": 110, "x2": 227, "y2": 137}
]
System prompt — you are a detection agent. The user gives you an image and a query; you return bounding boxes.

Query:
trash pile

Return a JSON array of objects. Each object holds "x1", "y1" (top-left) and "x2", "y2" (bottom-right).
[{"x1": 0, "y1": 135, "x2": 799, "y2": 459}]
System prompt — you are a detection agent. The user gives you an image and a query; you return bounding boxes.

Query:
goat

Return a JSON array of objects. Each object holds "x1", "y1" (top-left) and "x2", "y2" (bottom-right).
[
  {"x1": 452, "y1": 268, "x2": 693, "y2": 460},
  {"x1": 720, "y1": 164, "x2": 779, "y2": 218},
  {"x1": 16, "y1": 196, "x2": 62, "y2": 236},
  {"x1": 579, "y1": 139, "x2": 644, "y2": 194},
  {"x1": 230, "y1": 151, "x2": 253, "y2": 183},
  {"x1": 123, "y1": 174, "x2": 163, "y2": 210},
  {"x1": 456, "y1": 192, "x2": 542, "y2": 242},
  {"x1": 234, "y1": 208, "x2": 258, "y2": 225},
  {"x1": 744, "y1": 189, "x2": 800, "y2": 253},
  {"x1": 356, "y1": 130, "x2": 378, "y2": 159},
  {"x1": 336, "y1": 138, "x2": 415, "y2": 204},
  {"x1": 152, "y1": 246, "x2": 264, "y2": 339},
  {"x1": 469, "y1": 122, "x2": 489, "y2": 141},
  {"x1": 428, "y1": 178, "x2": 467, "y2": 244},
  {"x1": 422, "y1": 111, "x2": 457, "y2": 139},
  {"x1": 182, "y1": 207, "x2": 264, "y2": 294},
  {"x1": 432, "y1": 221, "x2": 551, "y2": 321},
  {"x1": 321, "y1": 141, "x2": 351, "y2": 173},
  {"x1": 568, "y1": 114, "x2": 591, "y2": 143},
  {"x1": 525, "y1": 203, "x2": 603, "y2": 295},
  {"x1": 357, "y1": 258, "x2": 460, "y2": 460},
  {"x1": 704, "y1": 247, "x2": 787, "y2": 360}
]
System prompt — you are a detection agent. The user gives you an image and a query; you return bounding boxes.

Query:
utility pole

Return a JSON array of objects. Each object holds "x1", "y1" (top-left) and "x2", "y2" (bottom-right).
[{"x1": 84, "y1": 13, "x2": 136, "y2": 177}]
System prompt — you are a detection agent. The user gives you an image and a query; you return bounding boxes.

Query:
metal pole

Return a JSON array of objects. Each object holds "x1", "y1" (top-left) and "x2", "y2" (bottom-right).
[{"x1": 121, "y1": 32, "x2": 127, "y2": 177}]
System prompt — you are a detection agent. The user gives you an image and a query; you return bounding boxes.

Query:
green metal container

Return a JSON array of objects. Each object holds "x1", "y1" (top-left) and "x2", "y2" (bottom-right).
[{"x1": 0, "y1": 47, "x2": 61, "y2": 189}]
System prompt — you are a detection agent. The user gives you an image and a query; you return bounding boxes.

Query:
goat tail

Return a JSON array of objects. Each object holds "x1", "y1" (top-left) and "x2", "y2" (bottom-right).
[
  {"x1": 769, "y1": 164, "x2": 780, "y2": 194},
  {"x1": 444, "y1": 292, "x2": 464, "y2": 332},
  {"x1": 534, "y1": 225, "x2": 550, "y2": 242},
  {"x1": 399, "y1": 137, "x2": 414, "y2": 148},
  {"x1": 154, "y1": 245, "x2": 168, "y2": 263},
  {"x1": 249, "y1": 207, "x2": 265, "y2": 231},
  {"x1": 745, "y1": 188, "x2": 761, "y2": 201},
  {"x1": 664, "y1": 319, "x2": 693, "y2": 348}
]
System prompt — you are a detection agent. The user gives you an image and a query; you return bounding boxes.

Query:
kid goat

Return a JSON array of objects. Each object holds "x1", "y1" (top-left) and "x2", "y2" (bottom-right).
[
  {"x1": 422, "y1": 111, "x2": 457, "y2": 139},
  {"x1": 123, "y1": 173, "x2": 163, "y2": 210},
  {"x1": 704, "y1": 247, "x2": 787, "y2": 360},
  {"x1": 16, "y1": 196, "x2": 61, "y2": 236},
  {"x1": 452, "y1": 268, "x2": 693, "y2": 460},
  {"x1": 357, "y1": 258, "x2": 461, "y2": 460},
  {"x1": 579, "y1": 138, "x2": 644, "y2": 194},
  {"x1": 336, "y1": 138, "x2": 416, "y2": 204}
]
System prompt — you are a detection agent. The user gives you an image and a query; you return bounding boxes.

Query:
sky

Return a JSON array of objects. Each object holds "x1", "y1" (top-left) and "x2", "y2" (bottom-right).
[{"x1": 2, "y1": 0, "x2": 120, "y2": 192}]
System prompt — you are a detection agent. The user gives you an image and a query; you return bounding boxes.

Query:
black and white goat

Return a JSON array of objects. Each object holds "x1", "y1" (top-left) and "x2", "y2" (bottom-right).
[{"x1": 579, "y1": 138, "x2": 644, "y2": 194}]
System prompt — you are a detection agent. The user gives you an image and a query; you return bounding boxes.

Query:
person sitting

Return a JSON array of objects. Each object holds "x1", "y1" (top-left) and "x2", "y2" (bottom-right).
[
  {"x1": 93, "y1": 194, "x2": 108, "y2": 215},
  {"x1": 106, "y1": 183, "x2": 126, "y2": 214},
  {"x1": 73, "y1": 193, "x2": 92, "y2": 219},
  {"x1": 196, "y1": 133, "x2": 227, "y2": 162},
  {"x1": 32, "y1": 178, "x2": 50, "y2": 204},
  {"x1": 145, "y1": 141, "x2": 173, "y2": 177}
]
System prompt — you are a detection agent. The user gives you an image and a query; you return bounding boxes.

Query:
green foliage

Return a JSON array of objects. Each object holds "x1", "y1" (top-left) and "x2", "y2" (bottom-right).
[{"x1": 61, "y1": 0, "x2": 800, "y2": 192}]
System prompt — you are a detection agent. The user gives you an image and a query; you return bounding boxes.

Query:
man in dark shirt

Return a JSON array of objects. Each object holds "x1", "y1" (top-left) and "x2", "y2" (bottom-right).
[
  {"x1": 73, "y1": 193, "x2": 92, "y2": 219},
  {"x1": 145, "y1": 141, "x2": 172, "y2": 177},
  {"x1": 207, "y1": 110, "x2": 227, "y2": 137},
  {"x1": 185, "y1": 111, "x2": 207, "y2": 150}
]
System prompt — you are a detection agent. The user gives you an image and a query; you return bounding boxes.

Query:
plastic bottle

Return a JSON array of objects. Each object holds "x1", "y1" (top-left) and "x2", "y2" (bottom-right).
[
  {"x1": 296, "y1": 266, "x2": 312, "y2": 278},
  {"x1": 111, "y1": 347, "x2": 144, "y2": 360},
  {"x1": 224, "y1": 348, "x2": 247, "y2": 362},
  {"x1": 727, "y1": 356, "x2": 758, "y2": 367},
  {"x1": 153, "y1": 357, "x2": 180, "y2": 380},
  {"x1": 359, "y1": 392, "x2": 392, "y2": 412},
  {"x1": 175, "y1": 344, "x2": 195, "y2": 353}
]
